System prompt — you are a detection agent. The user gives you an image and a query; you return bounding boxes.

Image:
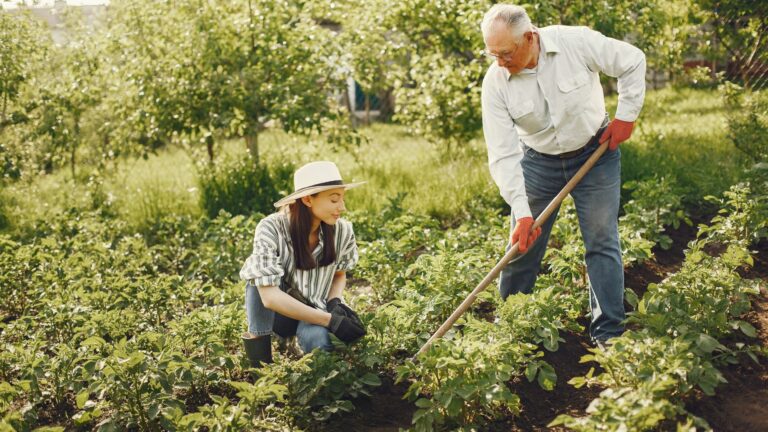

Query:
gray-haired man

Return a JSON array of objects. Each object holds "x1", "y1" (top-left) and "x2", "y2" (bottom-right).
[{"x1": 480, "y1": 4, "x2": 646, "y2": 346}]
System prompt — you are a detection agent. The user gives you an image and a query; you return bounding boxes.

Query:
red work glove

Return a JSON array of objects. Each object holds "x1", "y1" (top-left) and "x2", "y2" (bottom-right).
[
  {"x1": 599, "y1": 119, "x2": 635, "y2": 151},
  {"x1": 512, "y1": 216, "x2": 541, "y2": 253}
]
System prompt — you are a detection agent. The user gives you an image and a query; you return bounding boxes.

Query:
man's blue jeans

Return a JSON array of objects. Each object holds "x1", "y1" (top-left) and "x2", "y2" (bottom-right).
[
  {"x1": 498, "y1": 140, "x2": 625, "y2": 341},
  {"x1": 245, "y1": 282, "x2": 333, "y2": 353}
]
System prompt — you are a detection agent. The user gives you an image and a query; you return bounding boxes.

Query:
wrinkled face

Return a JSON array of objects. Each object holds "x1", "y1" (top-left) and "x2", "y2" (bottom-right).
[
  {"x1": 303, "y1": 188, "x2": 347, "y2": 226},
  {"x1": 485, "y1": 23, "x2": 536, "y2": 75}
]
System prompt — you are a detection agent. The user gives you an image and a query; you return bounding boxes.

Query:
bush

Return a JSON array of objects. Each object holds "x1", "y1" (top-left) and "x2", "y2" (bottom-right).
[
  {"x1": 0, "y1": 187, "x2": 8, "y2": 231},
  {"x1": 678, "y1": 65, "x2": 723, "y2": 89},
  {"x1": 197, "y1": 157, "x2": 293, "y2": 218},
  {"x1": 723, "y1": 83, "x2": 768, "y2": 162}
]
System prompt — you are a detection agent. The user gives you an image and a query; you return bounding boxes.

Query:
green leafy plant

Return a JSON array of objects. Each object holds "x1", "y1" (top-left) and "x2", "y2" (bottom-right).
[
  {"x1": 398, "y1": 335, "x2": 535, "y2": 431},
  {"x1": 621, "y1": 176, "x2": 690, "y2": 253},
  {"x1": 197, "y1": 158, "x2": 292, "y2": 219}
]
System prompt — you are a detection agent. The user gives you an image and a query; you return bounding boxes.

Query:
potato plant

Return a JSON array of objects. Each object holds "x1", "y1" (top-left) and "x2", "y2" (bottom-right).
[
  {"x1": 0, "y1": 145, "x2": 763, "y2": 431},
  {"x1": 397, "y1": 335, "x2": 536, "y2": 431},
  {"x1": 555, "y1": 178, "x2": 767, "y2": 431}
]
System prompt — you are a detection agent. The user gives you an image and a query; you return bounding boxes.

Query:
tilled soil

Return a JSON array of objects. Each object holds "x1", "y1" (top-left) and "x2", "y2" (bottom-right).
[{"x1": 328, "y1": 221, "x2": 768, "y2": 431}]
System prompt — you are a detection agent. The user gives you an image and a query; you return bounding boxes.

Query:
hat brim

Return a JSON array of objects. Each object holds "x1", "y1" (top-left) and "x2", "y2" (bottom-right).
[{"x1": 273, "y1": 181, "x2": 366, "y2": 208}]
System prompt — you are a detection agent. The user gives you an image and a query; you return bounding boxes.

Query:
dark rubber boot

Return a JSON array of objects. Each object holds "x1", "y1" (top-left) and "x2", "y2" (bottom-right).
[{"x1": 242, "y1": 333, "x2": 273, "y2": 368}]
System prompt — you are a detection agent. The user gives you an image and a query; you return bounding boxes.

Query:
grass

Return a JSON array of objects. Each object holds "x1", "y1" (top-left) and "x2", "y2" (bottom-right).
[
  {"x1": 219, "y1": 123, "x2": 501, "y2": 221},
  {"x1": 109, "y1": 145, "x2": 202, "y2": 228},
  {"x1": 619, "y1": 87, "x2": 751, "y2": 208},
  {"x1": 0, "y1": 87, "x2": 753, "y2": 237},
  {"x1": 1, "y1": 145, "x2": 202, "y2": 236}
]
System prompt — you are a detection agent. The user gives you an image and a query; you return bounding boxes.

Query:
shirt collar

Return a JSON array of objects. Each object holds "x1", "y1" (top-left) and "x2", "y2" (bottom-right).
[
  {"x1": 502, "y1": 26, "x2": 560, "y2": 80},
  {"x1": 538, "y1": 27, "x2": 560, "y2": 54}
]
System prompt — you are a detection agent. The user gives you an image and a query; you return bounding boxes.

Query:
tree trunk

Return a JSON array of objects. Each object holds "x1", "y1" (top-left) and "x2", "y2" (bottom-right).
[
  {"x1": 365, "y1": 94, "x2": 371, "y2": 125},
  {"x1": 246, "y1": 132, "x2": 259, "y2": 163},
  {"x1": 711, "y1": 32, "x2": 718, "y2": 78},
  {"x1": 70, "y1": 143, "x2": 76, "y2": 181},
  {"x1": 741, "y1": 62, "x2": 750, "y2": 89},
  {"x1": 206, "y1": 140, "x2": 214, "y2": 163},
  {"x1": 100, "y1": 133, "x2": 110, "y2": 170},
  {"x1": 71, "y1": 117, "x2": 80, "y2": 181},
  {"x1": 378, "y1": 89, "x2": 395, "y2": 122}
]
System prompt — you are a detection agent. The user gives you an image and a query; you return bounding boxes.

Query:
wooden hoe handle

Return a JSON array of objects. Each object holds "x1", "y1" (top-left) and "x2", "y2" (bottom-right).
[{"x1": 414, "y1": 142, "x2": 609, "y2": 358}]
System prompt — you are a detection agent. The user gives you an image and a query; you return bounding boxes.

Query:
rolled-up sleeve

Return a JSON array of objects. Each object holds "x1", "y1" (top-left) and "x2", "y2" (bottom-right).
[
  {"x1": 481, "y1": 69, "x2": 531, "y2": 220},
  {"x1": 578, "y1": 27, "x2": 646, "y2": 122},
  {"x1": 239, "y1": 218, "x2": 284, "y2": 287},
  {"x1": 335, "y1": 221, "x2": 359, "y2": 272}
]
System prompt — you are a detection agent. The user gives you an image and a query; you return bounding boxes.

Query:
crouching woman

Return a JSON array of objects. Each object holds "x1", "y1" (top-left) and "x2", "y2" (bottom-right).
[{"x1": 239, "y1": 161, "x2": 366, "y2": 367}]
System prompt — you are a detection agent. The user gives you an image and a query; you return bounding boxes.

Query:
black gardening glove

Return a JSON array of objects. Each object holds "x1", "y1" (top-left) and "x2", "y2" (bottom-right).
[
  {"x1": 327, "y1": 307, "x2": 366, "y2": 344},
  {"x1": 326, "y1": 298, "x2": 363, "y2": 327}
]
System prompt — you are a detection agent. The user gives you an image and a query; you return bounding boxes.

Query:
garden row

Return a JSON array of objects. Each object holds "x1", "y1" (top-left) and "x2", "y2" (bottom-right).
[
  {"x1": 368, "y1": 176, "x2": 694, "y2": 431},
  {"x1": 0, "y1": 168, "x2": 764, "y2": 431},
  {"x1": 553, "y1": 168, "x2": 768, "y2": 430}
]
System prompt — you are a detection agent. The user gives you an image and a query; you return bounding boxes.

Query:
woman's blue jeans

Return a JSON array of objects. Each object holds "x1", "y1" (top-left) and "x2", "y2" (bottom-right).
[
  {"x1": 245, "y1": 282, "x2": 333, "y2": 353},
  {"x1": 498, "y1": 140, "x2": 625, "y2": 341}
]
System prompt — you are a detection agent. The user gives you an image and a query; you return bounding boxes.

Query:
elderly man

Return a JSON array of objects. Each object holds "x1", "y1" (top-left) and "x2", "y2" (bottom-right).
[{"x1": 480, "y1": 4, "x2": 646, "y2": 346}]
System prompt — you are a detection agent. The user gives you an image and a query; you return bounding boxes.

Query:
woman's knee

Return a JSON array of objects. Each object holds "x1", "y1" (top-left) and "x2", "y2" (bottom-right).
[
  {"x1": 297, "y1": 324, "x2": 333, "y2": 353},
  {"x1": 245, "y1": 283, "x2": 274, "y2": 336}
]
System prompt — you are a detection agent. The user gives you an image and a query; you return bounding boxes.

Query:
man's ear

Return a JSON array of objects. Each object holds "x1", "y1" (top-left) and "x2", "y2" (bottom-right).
[{"x1": 524, "y1": 30, "x2": 534, "y2": 43}]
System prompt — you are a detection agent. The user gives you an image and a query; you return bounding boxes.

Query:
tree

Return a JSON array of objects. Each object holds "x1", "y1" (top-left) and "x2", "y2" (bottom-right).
[
  {"x1": 526, "y1": 0, "x2": 701, "y2": 76},
  {"x1": 104, "y1": 0, "x2": 352, "y2": 163},
  {"x1": 0, "y1": 11, "x2": 51, "y2": 180},
  {"x1": 694, "y1": 0, "x2": 768, "y2": 89},
  {"x1": 0, "y1": 11, "x2": 49, "y2": 132},
  {"x1": 25, "y1": 8, "x2": 105, "y2": 180},
  {"x1": 360, "y1": 0, "x2": 491, "y2": 156},
  {"x1": 346, "y1": 0, "x2": 698, "y2": 156}
]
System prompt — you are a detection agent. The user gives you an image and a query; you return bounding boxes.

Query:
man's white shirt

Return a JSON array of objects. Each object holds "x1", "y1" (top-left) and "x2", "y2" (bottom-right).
[{"x1": 481, "y1": 25, "x2": 646, "y2": 220}]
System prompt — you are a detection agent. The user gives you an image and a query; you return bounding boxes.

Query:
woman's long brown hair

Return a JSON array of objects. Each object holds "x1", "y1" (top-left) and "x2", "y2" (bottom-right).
[{"x1": 289, "y1": 197, "x2": 336, "y2": 270}]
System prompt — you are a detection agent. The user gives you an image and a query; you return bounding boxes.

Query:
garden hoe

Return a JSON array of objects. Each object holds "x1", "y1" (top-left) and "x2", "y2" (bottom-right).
[{"x1": 414, "y1": 141, "x2": 610, "y2": 359}]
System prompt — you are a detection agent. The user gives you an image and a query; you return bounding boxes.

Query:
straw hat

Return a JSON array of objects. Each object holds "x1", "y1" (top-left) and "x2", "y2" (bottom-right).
[{"x1": 273, "y1": 161, "x2": 365, "y2": 208}]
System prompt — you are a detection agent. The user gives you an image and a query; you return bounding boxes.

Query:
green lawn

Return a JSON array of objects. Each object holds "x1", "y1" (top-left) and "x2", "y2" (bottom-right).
[{"x1": 0, "y1": 87, "x2": 750, "y2": 237}]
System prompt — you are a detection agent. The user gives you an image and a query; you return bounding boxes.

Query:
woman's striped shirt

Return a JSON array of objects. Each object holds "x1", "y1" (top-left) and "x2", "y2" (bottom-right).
[{"x1": 239, "y1": 211, "x2": 359, "y2": 310}]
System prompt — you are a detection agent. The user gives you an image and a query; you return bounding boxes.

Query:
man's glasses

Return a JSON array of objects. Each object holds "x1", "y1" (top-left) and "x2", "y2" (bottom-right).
[{"x1": 485, "y1": 40, "x2": 522, "y2": 62}]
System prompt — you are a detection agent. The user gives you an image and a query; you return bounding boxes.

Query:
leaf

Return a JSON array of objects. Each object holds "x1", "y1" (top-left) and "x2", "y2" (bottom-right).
[
  {"x1": 736, "y1": 320, "x2": 757, "y2": 338},
  {"x1": 360, "y1": 372, "x2": 381, "y2": 387},
  {"x1": 548, "y1": 414, "x2": 572, "y2": 427},
  {"x1": 696, "y1": 333, "x2": 723, "y2": 354},
  {"x1": 638, "y1": 298, "x2": 647, "y2": 314},
  {"x1": 412, "y1": 408, "x2": 430, "y2": 424},
  {"x1": 524, "y1": 362, "x2": 538, "y2": 382},
  {"x1": 72, "y1": 411, "x2": 92, "y2": 425},
  {"x1": 568, "y1": 376, "x2": 586, "y2": 389},
  {"x1": 147, "y1": 401, "x2": 160, "y2": 420},
  {"x1": 446, "y1": 396, "x2": 462, "y2": 417},
  {"x1": 624, "y1": 288, "x2": 639, "y2": 310},
  {"x1": 76, "y1": 390, "x2": 89, "y2": 409},
  {"x1": 81, "y1": 336, "x2": 107, "y2": 348},
  {"x1": 415, "y1": 398, "x2": 432, "y2": 408},
  {"x1": 96, "y1": 418, "x2": 120, "y2": 432},
  {"x1": 536, "y1": 362, "x2": 557, "y2": 391}
]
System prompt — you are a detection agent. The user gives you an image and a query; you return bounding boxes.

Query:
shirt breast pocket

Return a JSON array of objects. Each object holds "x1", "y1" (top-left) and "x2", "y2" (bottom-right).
[
  {"x1": 557, "y1": 71, "x2": 591, "y2": 112},
  {"x1": 509, "y1": 99, "x2": 538, "y2": 133},
  {"x1": 509, "y1": 99, "x2": 535, "y2": 121}
]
